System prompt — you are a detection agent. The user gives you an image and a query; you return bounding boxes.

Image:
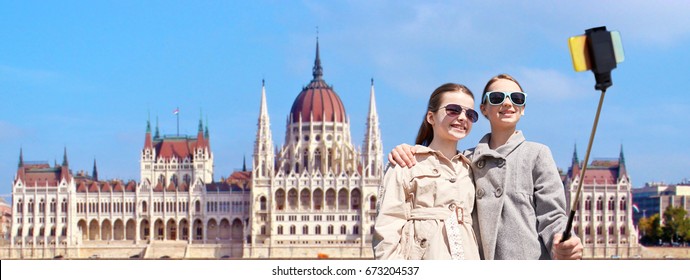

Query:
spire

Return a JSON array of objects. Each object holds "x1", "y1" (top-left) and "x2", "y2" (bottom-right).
[
  {"x1": 62, "y1": 147, "x2": 69, "y2": 166},
  {"x1": 312, "y1": 37, "x2": 323, "y2": 80},
  {"x1": 619, "y1": 144, "x2": 627, "y2": 178},
  {"x1": 198, "y1": 110, "x2": 204, "y2": 133},
  {"x1": 18, "y1": 147, "x2": 24, "y2": 167},
  {"x1": 243, "y1": 155, "x2": 247, "y2": 172},
  {"x1": 254, "y1": 80, "x2": 274, "y2": 178},
  {"x1": 363, "y1": 78, "x2": 383, "y2": 177},
  {"x1": 205, "y1": 116, "x2": 209, "y2": 139},
  {"x1": 144, "y1": 119, "x2": 153, "y2": 149},
  {"x1": 154, "y1": 116, "x2": 160, "y2": 139},
  {"x1": 93, "y1": 158, "x2": 99, "y2": 181}
]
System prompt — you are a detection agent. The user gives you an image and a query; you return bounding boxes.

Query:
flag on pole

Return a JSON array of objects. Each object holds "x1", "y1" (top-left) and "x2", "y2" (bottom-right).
[
  {"x1": 173, "y1": 108, "x2": 179, "y2": 115},
  {"x1": 632, "y1": 204, "x2": 640, "y2": 213}
]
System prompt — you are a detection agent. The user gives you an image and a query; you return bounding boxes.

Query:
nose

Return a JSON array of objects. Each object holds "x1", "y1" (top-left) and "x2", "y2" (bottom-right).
[{"x1": 501, "y1": 95, "x2": 514, "y2": 107}]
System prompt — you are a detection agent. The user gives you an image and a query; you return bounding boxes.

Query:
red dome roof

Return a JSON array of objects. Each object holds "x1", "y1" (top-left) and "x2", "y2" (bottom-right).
[{"x1": 289, "y1": 39, "x2": 347, "y2": 123}]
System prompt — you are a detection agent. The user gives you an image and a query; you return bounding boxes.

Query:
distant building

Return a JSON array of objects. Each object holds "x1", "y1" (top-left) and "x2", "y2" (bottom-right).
[
  {"x1": 7, "y1": 38, "x2": 382, "y2": 259},
  {"x1": 632, "y1": 182, "x2": 690, "y2": 227},
  {"x1": 0, "y1": 197, "x2": 11, "y2": 242},
  {"x1": 563, "y1": 145, "x2": 640, "y2": 258}
]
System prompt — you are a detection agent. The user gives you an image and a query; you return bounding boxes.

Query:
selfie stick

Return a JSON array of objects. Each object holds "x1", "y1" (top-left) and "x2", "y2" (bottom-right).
[{"x1": 560, "y1": 26, "x2": 623, "y2": 242}]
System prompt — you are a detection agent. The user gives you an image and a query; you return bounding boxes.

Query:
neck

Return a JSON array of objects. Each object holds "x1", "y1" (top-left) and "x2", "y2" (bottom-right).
[
  {"x1": 488, "y1": 126, "x2": 517, "y2": 149},
  {"x1": 428, "y1": 139, "x2": 458, "y2": 160}
]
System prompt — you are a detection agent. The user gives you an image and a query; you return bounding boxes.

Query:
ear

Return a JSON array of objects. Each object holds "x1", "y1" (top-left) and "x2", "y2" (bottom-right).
[
  {"x1": 521, "y1": 104, "x2": 526, "y2": 116},
  {"x1": 480, "y1": 104, "x2": 488, "y2": 118},
  {"x1": 426, "y1": 111, "x2": 434, "y2": 125}
]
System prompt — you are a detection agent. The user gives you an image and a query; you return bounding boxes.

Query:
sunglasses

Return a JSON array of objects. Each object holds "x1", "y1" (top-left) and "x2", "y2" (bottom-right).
[
  {"x1": 439, "y1": 104, "x2": 478, "y2": 123},
  {"x1": 483, "y1": 91, "x2": 527, "y2": 106}
]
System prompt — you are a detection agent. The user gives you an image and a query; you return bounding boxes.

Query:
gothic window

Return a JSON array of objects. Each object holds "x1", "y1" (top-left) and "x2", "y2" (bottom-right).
[
  {"x1": 39, "y1": 199, "x2": 45, "y2": 213},
  {"x1": 585, "y1": 197, "x2": 591, "y2": 211},
  {"x1": 338, "y1": 189, "x2": 349, "y2": 210},
  {"x1": 609, "y1": 226, "x2": 614, "y2": 235},
  {"x1": 295, "y1": 162, "x2": 300, "y2": 174},
  {"x1": 183, "y1": 174, "x2": 191, "y2": 185},
  {"x1": 596, "y1": 196, "x2": 603, "y2": 211},
  {"x1": 61, "y1": 199, "x2": 67, "y2": 212},
  {"x1": 351, "y1": 189, "x2": 361, "y2": 210},
  {"x1": 260, "y1": 196, "x2": 267, "y2": 211},
  {"x1": 596, "y1": 226, "x2": 602, "y2": 235},
  {"x1": 620, "y1": 226, "x2": 626, "y2": 235},
  {"x1": 275, "y1": 189, "x2": 286, "y2": 211},
  {"x1": 315, "y1": 225, "x2": 321, "y2": 235},
  {"x1": 370, "y1": 196, "x2": 377, "y2": 211},
  {"x1": 289, "y1": 225, "x2": 296, "y2": 235},
  {"x1": 142, "y1": 201, "x2": 148, "y2": 213},
  {"x1": 28, "y1": 199, "x2": 34, "y2": 213},
  {"x1": 171, "y1": 174, "x2": 178, "y2": 186},
  {"x1": 277, "y1": 225, "x2": 283, "y2": 235},
  {"x1": 158, "y1": 174, "x2": 165, "y2": 186},
  {"x1": 300, "y1": 189, "x2": 310, "y2": 210},
  {"x1": 313, "y1": 189, "x2": 323, "y2": 211},
  {"x1": 340, "y1": 225, "x2": 347, "y2": 235},
  {"x1": 620, "y1": 197, "x2": 626, "y2": 211},
  {"x1": 353, "y1": 225, "x2": 360, "y2": 235},
  {"x1": 288, "y1": 189, "x2": 298, "y2": 210},
  {"x1": 50, "y1": 199, "x2": 56, "y2": 213},
  {"x1": 302, "y1": 225, "x2": 308, "y2": 235},
  {"x1": 325, "y1": 189, "x2": 336, "y2": 210},
  {"x1": 16, "y1": 199, "x2": 23, "y2": 213},
  {"x1": 585, "y1": 226, "x2": 591, "y2": 235},
  {"x1": 608, "y1": 197, "x2": 615, "y2": 211},
  {"x1": 327, "y1": 225, "x2": 334, "y2": 235}
]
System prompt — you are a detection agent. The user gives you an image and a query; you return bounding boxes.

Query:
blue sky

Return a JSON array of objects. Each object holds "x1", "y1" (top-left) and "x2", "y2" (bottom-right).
[{"x1": 1, "y1": 1, "x2": 689, "y2": 196}]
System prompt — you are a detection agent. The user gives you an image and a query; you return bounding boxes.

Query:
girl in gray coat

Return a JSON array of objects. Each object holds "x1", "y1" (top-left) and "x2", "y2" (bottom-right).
[{"x1": 386, "y1": 74, "x2": 583, "y2": 260}]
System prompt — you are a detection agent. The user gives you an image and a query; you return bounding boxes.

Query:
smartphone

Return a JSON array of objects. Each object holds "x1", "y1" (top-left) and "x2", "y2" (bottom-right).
[{"x1": 568, "y1": 31, "x2": 624, "y2": 72}]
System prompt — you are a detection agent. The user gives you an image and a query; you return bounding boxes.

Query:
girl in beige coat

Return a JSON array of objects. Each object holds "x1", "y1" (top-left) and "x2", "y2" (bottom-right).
[{"x1": 373, "y1": 83, "x2": 481, "y2": 260}]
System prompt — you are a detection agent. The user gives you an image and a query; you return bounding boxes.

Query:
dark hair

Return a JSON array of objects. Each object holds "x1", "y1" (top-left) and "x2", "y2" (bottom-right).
[
  {"x1": 480, "y1": 73, "x2": 524, "y2": 105},
  {"x1": 415, "y1": 83, "x2": 474, "y2": 146}
]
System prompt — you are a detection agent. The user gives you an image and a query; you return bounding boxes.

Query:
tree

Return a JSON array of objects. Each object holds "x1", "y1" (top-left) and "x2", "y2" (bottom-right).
[
  {"x1": 661, "y1": 206, "x2": 690, "y2": 243},
  {"x1": 639, "y1": 214, "x2": 663, "y2": 245}
]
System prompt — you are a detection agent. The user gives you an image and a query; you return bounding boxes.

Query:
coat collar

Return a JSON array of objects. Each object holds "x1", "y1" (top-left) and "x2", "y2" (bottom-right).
[
  {"x1": 414, "y1": 145, "x2": 471, "y2": 166},
  {"x1": 473, "y1": 130, "x2": 526, "y2": 162}
]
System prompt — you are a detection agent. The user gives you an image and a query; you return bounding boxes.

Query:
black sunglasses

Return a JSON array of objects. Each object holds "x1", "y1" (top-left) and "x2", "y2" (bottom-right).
[
  {"x1": 439, "y1": 104, "x2": 478, "y2": 123},
  {"x1": 483, "y1": 91, "x2": 527, "y2": 106}
]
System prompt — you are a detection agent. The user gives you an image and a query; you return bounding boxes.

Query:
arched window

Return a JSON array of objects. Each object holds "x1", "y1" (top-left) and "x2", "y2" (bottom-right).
[
  {"x1": 183, "y1": 174, "x2": 191, "y2": 185},
  {"x1": 50, "y1": 199, "x2": 56, "y2": 213},
  {"x1": 585, "y1": 226, "x2": 591, "y2": 235},
  {"x1": 195, "y1": 200, "x2": 201, "y2": 212},
  {"x1": 585, "y1": 197, "x2": 591, "y2": 211},
  {"x1": 340, "y1": 225, "x2": 347, "y2": 234},
  {"x1": 171, "y1": 174, "x2": 178, "y2": 186},
  {"x1": 370, "y1": 196, "x2": 377, "y2": 211},
  {"x1": 608, "y1": 226, "x2": 614, "y2": 235},
  {"x1": 620, "y1": 197, "x2": 626, "y2": 211},
  {"x1": 289, "y1": 225, "x2": 296, "y2": 235},
  {"x1": 277, "y1": 225, "x2": 283, "y2": 235},
  {"x1": 260, "y1": 196, "x2": 267, "y2": 211},
  {"x1": 327, "y1": 225, "x2": 334, "y2": 235},
  {"x1": 596, "y1": 197, "x2": 603, "y2": 211},
  {"x1": 275, "y1": 189, "x2": 286, "y2": 211},
  {"x1": 61, "y1": 199, "x2": 68, "y2": 212},
  {"x1": 39, "y1": 199, "x2": 45, "y2": 213},
  {"x1": 16, "y1": 199, "x2": 23, "y2": 213},
  {"x1": 315, "y1": 225, "x2": 321, "y2": 235},
  {"x1": 142, "y1": 201, "x2": 148, "y2": 213},
  {"x1": 353, "y1": 225, "x2": 360, "y2": 235},
  {"x1": 158, "y1": 174, "x2": 165, "y2": 186},
  {"x1": 302, "y1": 225, "x2": 308, "y2": 235},
  {"x1": 620, "y1": 226, "x2": 626, "y2": 235},
  {"x1": 351, "y1": 189, "x2": 361, "y2": 210},
  {"x1": 288, "y1": 189, "x2": 298, "y2": 210},
  {"x1": 608, "y1": 197, "x2": 615, "y2": 211}
]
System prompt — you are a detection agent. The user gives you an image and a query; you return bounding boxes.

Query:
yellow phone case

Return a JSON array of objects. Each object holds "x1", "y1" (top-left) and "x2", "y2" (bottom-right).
[{"x1": 568, "y1": 35, "x2": 591, "y2": 72}]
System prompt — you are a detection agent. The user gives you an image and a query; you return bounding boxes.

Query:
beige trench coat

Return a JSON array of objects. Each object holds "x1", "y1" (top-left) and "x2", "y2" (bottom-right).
[{"x1": 373, "y1": 146, "x2": 480, "y2": 260}]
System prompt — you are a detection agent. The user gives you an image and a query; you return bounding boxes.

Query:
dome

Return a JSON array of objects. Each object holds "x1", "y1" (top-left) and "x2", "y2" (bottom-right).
[{"x1": 289, "y1": 40, "x2": 347, "y2": 123}]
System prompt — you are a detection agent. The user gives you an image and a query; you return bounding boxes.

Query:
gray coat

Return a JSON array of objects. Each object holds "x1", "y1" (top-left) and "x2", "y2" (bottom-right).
[{"x1": 468, "y1": 130, "x2": 568, "y2": 260}]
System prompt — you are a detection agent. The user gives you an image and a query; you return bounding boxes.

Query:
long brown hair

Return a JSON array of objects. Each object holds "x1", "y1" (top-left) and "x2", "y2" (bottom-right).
[{"x1": 415, "y1": 83, "x2": 474, "y2": 146}]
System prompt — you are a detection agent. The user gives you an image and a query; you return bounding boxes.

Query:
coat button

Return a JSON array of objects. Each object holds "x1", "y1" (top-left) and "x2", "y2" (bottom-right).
[
  {"x1": 494, "y1": 187, "x2": 503, "y2": 197},
  {"x1": 420, "y1": 238, "x2": 428, "y2": 248},
  {"x1": 476, "y1": 160, "x2": 485, "y2": 169},
  {"x1": 476, "y1": 187, "x2": 485, "y2": 198},
  {"x1": 432, "y1": 168, "x2": 439, "y2": 174}
]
